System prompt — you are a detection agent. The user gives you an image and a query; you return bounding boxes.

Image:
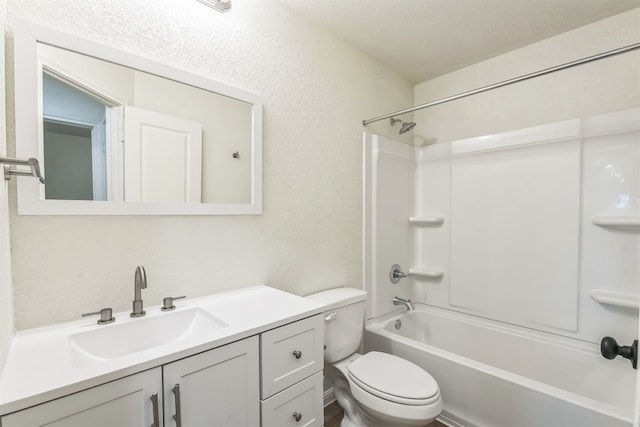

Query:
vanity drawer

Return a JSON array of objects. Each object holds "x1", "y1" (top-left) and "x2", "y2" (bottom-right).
[
  {"x1": 261, "y1": 314, "x2": 323, "y2": 398},
  {"x1": 261, "y1": 371, "x2": 323, "y2": 427}
]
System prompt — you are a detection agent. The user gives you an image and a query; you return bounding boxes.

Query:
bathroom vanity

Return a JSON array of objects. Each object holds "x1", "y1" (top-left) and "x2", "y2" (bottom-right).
[{"x1": 0, "y1": 286, "x2": 325, "y2": 426}]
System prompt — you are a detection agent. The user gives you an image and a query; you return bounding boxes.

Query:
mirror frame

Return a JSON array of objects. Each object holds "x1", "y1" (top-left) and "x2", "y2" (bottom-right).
[{"x1": 14, "y1": 21, "x2": 263, "y2": 215}]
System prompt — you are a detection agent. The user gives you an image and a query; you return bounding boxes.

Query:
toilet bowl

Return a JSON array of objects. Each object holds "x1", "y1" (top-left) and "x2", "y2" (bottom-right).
[
  {"x1": 334, "y1": 352, "x2": 442, "y2": 427},
  {"x1": 307, "y1": 287, "x2": 443, "y2": 427}
]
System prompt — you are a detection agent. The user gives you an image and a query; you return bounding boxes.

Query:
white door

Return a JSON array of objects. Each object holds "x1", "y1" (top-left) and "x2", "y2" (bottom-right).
[
  {"x1": 124, "y1": 106, "x2": 203, "y2": 203},
  {"x1": 163, "y1": 336, "x2": 260, "y2": 427},
  {"x1": 1, "y1": 368, "x2": 162, "y2": 427}
]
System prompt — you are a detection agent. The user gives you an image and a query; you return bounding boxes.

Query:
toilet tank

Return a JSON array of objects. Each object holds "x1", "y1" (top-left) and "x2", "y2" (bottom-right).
[{"x1": 306, "y1": 287, "x2": 367, "y2": 363}]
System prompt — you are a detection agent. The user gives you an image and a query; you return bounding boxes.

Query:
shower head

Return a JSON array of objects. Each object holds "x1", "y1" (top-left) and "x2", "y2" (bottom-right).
[
  {"x1": 390, "y1": 117, "x2": 417, "y2": 134},
  {"x1": 400, "y1": 121, "x2": 416, "y2": 134}
]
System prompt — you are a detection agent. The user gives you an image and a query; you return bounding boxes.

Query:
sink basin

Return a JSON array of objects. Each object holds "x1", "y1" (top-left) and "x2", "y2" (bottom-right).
[{"x1": 69, "y1": 308, "x2": 227, "y2": 368}]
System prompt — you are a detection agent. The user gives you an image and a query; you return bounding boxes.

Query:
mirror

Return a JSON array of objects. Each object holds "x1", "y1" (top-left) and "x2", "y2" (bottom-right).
[{"x1": 14, "y1": 22, "x2": 262, "y2": 215}]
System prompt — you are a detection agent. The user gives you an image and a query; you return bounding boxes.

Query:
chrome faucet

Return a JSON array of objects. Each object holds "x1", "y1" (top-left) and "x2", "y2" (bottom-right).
[
  {"x1": 131, "y1": 265, "x2": 147, "y2": 318},
  {"x1": 393, "y1": 296, "x2": 414, "y2": 311}
]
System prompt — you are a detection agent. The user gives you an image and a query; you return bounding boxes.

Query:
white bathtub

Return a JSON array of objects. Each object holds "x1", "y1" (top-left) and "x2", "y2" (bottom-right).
[{"x1": 364, "y1": 307, "x2": 635, "y2": 427}]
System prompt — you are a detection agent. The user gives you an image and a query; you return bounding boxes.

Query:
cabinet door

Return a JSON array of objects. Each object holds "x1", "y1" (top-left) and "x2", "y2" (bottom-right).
[
  {"x1": 163, "y1": 336, "x2": 260, "y2": 427},
  {"x1": 1, "y1": 368, "x2": 162, "y2": 427}
]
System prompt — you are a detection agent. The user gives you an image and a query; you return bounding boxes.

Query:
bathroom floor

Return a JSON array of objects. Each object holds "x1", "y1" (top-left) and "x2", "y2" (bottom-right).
[{"x1": 324, "y1": 401, "x2": 447, "y2": 427}]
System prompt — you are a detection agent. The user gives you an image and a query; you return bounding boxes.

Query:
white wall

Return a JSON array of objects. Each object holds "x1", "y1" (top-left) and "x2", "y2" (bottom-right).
[
  {"x1": 413, "y1": 9, "x2": 640, "y2": 144},
  {"x1": 0, "y1": 0, "x2": 16, "y2": 373},
  {"x1": 5, "y1": 0, "x2": 413, "y2": 330}
]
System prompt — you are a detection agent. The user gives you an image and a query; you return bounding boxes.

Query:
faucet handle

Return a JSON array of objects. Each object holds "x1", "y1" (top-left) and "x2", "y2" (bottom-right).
[
  {"x1": 389, "y1": 264, "x2": 412, "y2": 284},
  {"x1": 161, "y1": 296, "x2": 186, "y2": 311},
  {"x1": 82, "y1": 307, "x2": 115, "y2": 325}
]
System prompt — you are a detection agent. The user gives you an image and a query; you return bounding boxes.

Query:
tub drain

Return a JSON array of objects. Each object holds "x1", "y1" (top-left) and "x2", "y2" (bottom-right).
[{"x1": 394, "y1": 319, "x2": 402, "y2": 330}]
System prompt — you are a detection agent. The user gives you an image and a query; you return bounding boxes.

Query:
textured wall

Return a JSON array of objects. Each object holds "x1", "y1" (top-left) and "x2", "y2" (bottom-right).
[
  {"x1": 412, "y1": 9, "x2": 640, "y2": 144},
  {"x1": 0, "y1": 0, "x2": 15, "y2": 373},
  {"x1": 6, "y1": 0, "x2": 413, "y2": 329}
]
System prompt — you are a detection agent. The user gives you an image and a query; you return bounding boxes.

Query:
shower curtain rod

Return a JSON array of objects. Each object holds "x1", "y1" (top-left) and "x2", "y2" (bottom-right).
[{"x1": 362, "y1": 42, "x2": 640, "y2": 126}]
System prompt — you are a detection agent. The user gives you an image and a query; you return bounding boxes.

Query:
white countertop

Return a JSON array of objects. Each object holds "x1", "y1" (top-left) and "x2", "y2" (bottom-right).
[{"x1": 0, "y1": 285, "x2": 324, "y2": 415}]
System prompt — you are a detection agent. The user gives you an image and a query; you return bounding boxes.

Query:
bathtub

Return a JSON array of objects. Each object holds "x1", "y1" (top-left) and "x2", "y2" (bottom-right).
[{"x1": 364, "y1": 307, "x2": 635, "y2": 427}]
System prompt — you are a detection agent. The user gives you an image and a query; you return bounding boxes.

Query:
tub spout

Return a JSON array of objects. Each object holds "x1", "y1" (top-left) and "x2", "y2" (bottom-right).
[{"x1": 393, "y1": 296, "x2": 414, "y2": 311}]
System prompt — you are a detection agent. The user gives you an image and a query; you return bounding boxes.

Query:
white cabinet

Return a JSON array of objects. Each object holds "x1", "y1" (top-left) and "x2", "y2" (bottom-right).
[
  {"x1": 163, "y1": 335, "x2": 259, "y2": 427},
  {"x1": 1, "y1": 319, "x2": 323, "y2": 427},
  {"x1": 2, "y1": 337, "x2": 259, "y2": 427},
  {"x1": 260, "y1": 315, "x2": 324, "y2": 426},
  {"x1": 1, "y1": 368, "x2": 162, "y2": 427}
]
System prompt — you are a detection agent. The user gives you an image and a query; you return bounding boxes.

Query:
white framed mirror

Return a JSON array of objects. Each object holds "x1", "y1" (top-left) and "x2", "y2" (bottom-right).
[{"x1": 13, "y1": 21, "x2": 262, "y2": 215}]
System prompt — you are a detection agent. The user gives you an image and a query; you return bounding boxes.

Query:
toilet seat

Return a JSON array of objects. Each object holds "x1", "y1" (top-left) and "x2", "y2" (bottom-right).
[
  {"x1": 342, "y1": 352, "x2": 443, "y2": 426},
  {"x1": 347, "y1": 351, "x2": 440, "y2": 405}
]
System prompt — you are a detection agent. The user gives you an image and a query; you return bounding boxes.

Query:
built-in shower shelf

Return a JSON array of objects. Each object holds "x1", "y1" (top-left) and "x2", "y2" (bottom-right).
[
  {"x1": 409, "y1": 216, "x2": 445, "y2": 225},
  {"x1": 590, "y1": 290, "x2": 639, "y2": 309},
  {"x1": 409, "y1": 267, "x2": 445, "y2": 278},
  {"x1": 592, "y1": 215, "x2": 640, "y2": 227}
]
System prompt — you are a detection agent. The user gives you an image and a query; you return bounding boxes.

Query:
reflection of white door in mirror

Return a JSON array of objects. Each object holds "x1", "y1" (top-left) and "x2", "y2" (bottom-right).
[
  {"x1": 43, "y1": 120, "x2": 96, "y2": 201},
  {"x1": 14, "y1": 21, "x2": 262, "y2": 215},
  {"x1": 123, "y1": 106, "x2": 203, "y2": 203},
  {"x1": 42, "y1": 73, "x2": 111, "y2": 201}
]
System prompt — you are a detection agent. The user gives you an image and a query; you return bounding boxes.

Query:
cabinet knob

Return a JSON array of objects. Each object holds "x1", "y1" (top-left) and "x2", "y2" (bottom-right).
[
  {"x1": 292, "y1": 411, "x2": 302, "y2": 422},
  {"x1": 292, "y1": 350, "x2": 302, "y2": 359}
]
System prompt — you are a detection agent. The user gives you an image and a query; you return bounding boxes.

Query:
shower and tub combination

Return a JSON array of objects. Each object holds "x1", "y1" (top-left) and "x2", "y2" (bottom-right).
[
  {"x1": 362, "y1": 106, "x2": 640, "y2": 426},
  {"x1": 362, "y1": 107, "x2": 640, "y2": 426},
  {"x1": 359, "y1": 45, "x2": 640, "y2": 426}
]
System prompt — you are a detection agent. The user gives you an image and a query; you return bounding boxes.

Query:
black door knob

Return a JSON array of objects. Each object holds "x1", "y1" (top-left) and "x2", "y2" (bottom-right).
[{"x1": 600, "y1": 336, "x2": 637, "y2": 369}]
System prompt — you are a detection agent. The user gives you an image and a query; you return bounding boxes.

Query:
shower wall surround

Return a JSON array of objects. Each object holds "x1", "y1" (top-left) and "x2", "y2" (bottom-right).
[
  {"x1": 363, "y1": 133, "x2": 413, "y2": 317},
  {"x1": 413, "y1": 108, "x2": 639, "y2": 345},
  {"x1": 5, "y1": 0, "x2": 413, "y2": 329}
]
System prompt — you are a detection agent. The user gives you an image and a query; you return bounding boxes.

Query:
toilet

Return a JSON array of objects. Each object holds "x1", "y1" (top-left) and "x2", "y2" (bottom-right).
[{"x1": 307, "y1": 287, "x2": 443, "y2": 427}]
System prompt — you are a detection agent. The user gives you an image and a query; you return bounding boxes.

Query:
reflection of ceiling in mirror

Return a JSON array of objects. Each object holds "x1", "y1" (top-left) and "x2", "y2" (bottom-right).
[{"x1": 38, "y1": 43, "x2": 254, "y2": 204}]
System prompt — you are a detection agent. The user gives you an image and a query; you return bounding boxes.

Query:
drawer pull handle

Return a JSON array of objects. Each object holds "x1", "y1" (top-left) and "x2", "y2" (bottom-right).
[
  {"x1": 292, "y1": 350, "x2": 302, "y2": 359},
  {"x1": 172, "y1": 384, "x2": 182, "y2": 427},
  {"x1": 150, "y1": 393, "x2": 160, "y2": 427},
  {"x1": 293, "y1": 411, "x2": 302, "y2": 422}
]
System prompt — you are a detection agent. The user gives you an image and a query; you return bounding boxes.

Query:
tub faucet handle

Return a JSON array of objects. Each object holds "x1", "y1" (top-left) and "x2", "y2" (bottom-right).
[{"x1": 389, "y1": 264, "x2": 412, "y2": 284}]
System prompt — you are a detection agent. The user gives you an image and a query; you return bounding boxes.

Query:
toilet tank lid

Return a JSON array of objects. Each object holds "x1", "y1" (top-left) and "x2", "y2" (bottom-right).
[{"x1": 306, "y1": 287, "x2": 367, "y2": 310}]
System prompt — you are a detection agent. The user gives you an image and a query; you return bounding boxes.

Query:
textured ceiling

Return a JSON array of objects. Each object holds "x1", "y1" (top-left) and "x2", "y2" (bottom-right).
[{"x1": 278, "y1": 0, "x2": 640, "y2": 84}]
